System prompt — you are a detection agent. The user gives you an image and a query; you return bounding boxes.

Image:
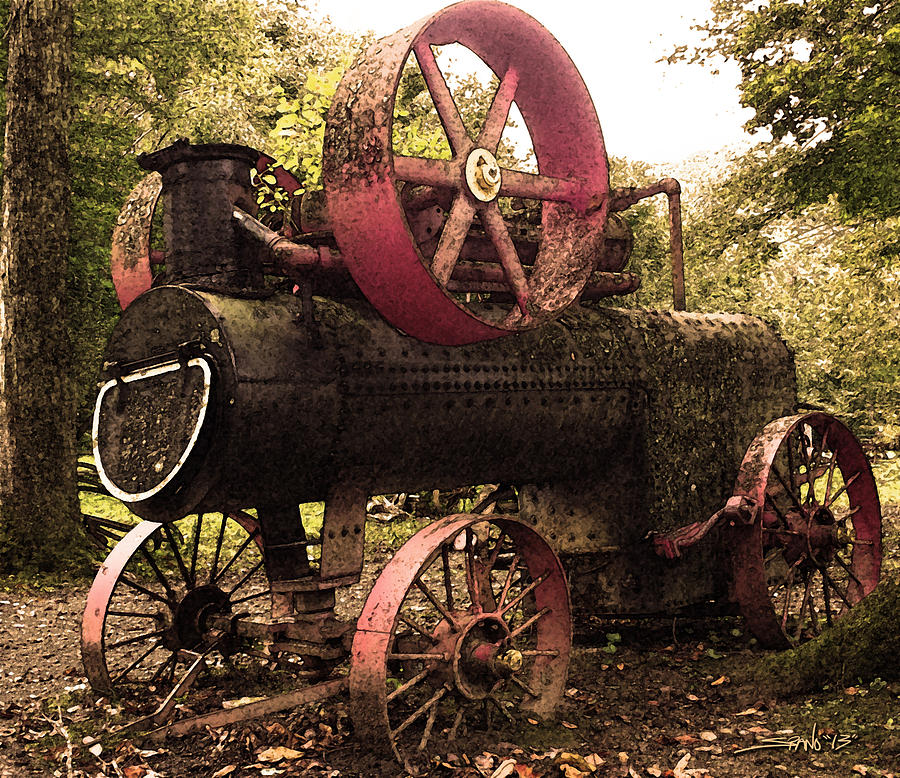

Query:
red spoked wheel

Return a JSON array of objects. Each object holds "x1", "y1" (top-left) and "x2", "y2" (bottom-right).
[
  {"x1": 729, "y1": 413, "x2": 882, "y2": 648},
  {"x1": 81, "y1": 511, "x2": 269, "y2": 696},
  {"x1": 351, "y1": 513, "x2": 570, "y2": 773},
  {"x1": 324, "y1": 1, "x2": 609, "y2": 345},
  {"x1": 110, "y1": 155, "x2": 301, "y2": 309}
]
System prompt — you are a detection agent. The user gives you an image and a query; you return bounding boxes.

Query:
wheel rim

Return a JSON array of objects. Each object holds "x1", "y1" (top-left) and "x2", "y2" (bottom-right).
[
  {"x1": 81, "y1": 511, "x2": 269, "y2": 695},
  {"x1": 351, "y1": 513, "x2": 570, "y2": 772},
  {"x1": 324, "y1": 0, "x2": 608, "y2": 345},
  {"x1": 730, "y1": 413, "x2": 882, "y2": 648}
]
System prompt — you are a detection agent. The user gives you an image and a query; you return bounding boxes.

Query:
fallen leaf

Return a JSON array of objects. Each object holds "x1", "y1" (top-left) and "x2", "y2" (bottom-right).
[
  {"x1": 616, "y1": 663, "x2": 625, "y2": 671},
  {"x1": 584, "y1": 753, "x2": 604, "y2": 769},
  {"x1": 123, "y1": 767, "x2": 147, "y2": 778},
  {"x1": 561, "y1": 721, "x2": 578, "y2": 729},
  {"x1": 210, "y1": 768, "x2": 237, "y2": 778},
  {"x1": 699, "y1": 731, "x2": 717, "y2": 742},
  {"x1": 556, "y1": 752, "x2": 594, "y2": 773},
  {"x1": 845, "y1": 687, "x2": 858, "y2": 696},
  {"x1": 88, "y1": 743, "x2": 103, "y2": 757},
  {"x1": 513, "y1": 765, "x2": 539, "y2": 778},
  {"x1": 711, "y1": 676, "x2": 727, "y2": 686},
  {"x1": 490, "y1": 758, "x2": 517, "y2": 778},
  {"x1": 852, "y1": 767, "x2": 868, "y2": 776},
  {"x1": 735, "y1": 707, "x2": 758, "y2": 716},
  {"x1": 560, "y1": 766, "x2": 587, "y2": 778},
  {"x1": 675, "y1": 735, "x2": 699, "y2": 745},
  {"x1": 257, "y1": 746, "x2": 303, "y2": 763},
  {"x1": 527, "y1": 718, "x2": 539, "y2": 725},
  {"x1": 673, "y1": 753, "x2": 691, "y2": 778},
  {"x1": 222, "y1": 696, "x2": 267, "y2": 709},
  {"x1": 617, "y1": 752, "x2": 629, "y2": 764},
  {"x1": 686, "y1": 693, "x2": 700, "y2": 702},
  {"x1": 646, "y1": 767, "x2": 662, "y2": 778}
]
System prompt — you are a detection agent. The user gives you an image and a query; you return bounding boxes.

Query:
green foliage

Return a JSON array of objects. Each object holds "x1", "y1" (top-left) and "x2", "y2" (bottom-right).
[{"x1": 673, "y1": 0, "x2": 900, "y2": 219}]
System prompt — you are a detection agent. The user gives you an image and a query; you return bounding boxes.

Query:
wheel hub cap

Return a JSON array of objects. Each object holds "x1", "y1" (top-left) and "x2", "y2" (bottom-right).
[{"x1": 465, "y1": 148, "x2": 502, "y2": 202}]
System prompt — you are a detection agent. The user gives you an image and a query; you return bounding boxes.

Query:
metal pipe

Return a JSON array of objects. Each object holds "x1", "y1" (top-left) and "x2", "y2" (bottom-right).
[{"x1": 609, "y1": 178, "x2": 686, "y2": 311}]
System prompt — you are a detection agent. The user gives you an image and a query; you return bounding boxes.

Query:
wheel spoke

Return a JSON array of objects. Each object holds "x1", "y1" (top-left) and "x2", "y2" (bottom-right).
[
  {"x1": 464, "y1": 528, "x2": 482, "y2": 613},
  {"x1": 779, "y1": 561, "x2": 800, "y2": 630},
  {"x1": 798, "y1": 427, "x2": 815, "y2": 505},
  {"x1": 107, "y1": 609, "x2": 160, "y2": 619},
  {"x1": 392, "y1": 685, "x2": 447, "y2": 738},
  {"x1": 498, "y1": 168, "x2": 580, "y2": 203},
  {"x1": 413, "y1": 43, "x2": 470, "y2": 154},
  {"x1": 112, "y1": 640, "x2": 163, "y2": 682},
  {"x1": 432, "y1": 195, "x2": 475, "y2": 285},
  {"x1": 448, "y1": 707, "x2": 465, "y2": 741},
  {"x1": 823, "y1": 450, "x2": 839, "y2": 505},
  {"x1": 486, "y1": 530, "x2": 508, "y2": 572},
  {"x1": 393, "y1": 155, "x2": 459, "y2": 189},
  {"x1": 794, "y1": 570, "x2": 814, "y2": 642},
  {"x1": 414, "y1": 579, "x2": 460, "y2": 631},
  {"x1": 509, "y1": 673, "x2": 538, "y2": 699},
  {"x1": 418, "y1": 701, "x2": 439, "y2": 752},
  {"x1": 509, "y1": 606, "x2": 551, "y2": 640},
  {"x1": 209, "y1": 515, "x2": 227, "y2": 584},
  {"x1": 823, "y1": 569, "x2": 833, "y2": 626},
  {"x1": 770, "y1": 463, "x2": 805, "y2": 514},
  {"x1": 477, "y1": 67, "x2": 519, "y2": 151},
  {"x1": 138, "y1": 545, "x2": 178, "y2": 602},
  {"x1": 519, "y1": 649, "x2": 560, "y2": 658},
  {"x1": 386, "y1": 667, "x2": 431, "y2": 703},
  {"x1": 833, "y1": 554, "x2": 865, "y2": 591},
  {"x1": 825, "y1": 472, "x2": 859, "y2": 508},
  {"x1": 231, "y1": 588, "x2": 270, "y2": 606},
  {"x1": 480, "y1": 203, "x2": 529, "y2": 315},
  {"x1": 228, "y1": 559, "x2": 264, "y2": 597},
  {"x1": 498, "y1": 553, "x2": 520, "y2": 610},
  {"x1": 212, "y1": 528, "x2": 260, "y2": 585},
  {"x1": 764, "y1": 492, "x2": 790, "y2": 529},
  {"x1": 107, "y1": 628, "x2": 167, "y2": 651},
  {"x1": 119, "y1": 574, "x2": 170, "y2": 606},
  {"x1": 162, "y1": 523, "x2": 193, "y2": 589},
  {"x1": 399, "y1": 613, "x2": 438, "y2": 644},
  {"x1": 822, "y1": 568, "x2": 855, "y2": 610},
  {"x1": 189, "y1": 514, "x2": 203, "y2": 587},
  {"x1": 500, "y1": 573, "x2": 547, "y2": 616}
]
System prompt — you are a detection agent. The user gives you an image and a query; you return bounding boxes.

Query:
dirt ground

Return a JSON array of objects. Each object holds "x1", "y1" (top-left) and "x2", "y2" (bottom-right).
[{"x1": 1, "y1": 509, "x2": 898, "y2": 778}]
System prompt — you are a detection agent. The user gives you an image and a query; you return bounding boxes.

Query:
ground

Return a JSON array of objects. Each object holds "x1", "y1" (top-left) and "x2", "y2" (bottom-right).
[{"x1": 0, "y1": 506, "x2": 897, "y2": 778}]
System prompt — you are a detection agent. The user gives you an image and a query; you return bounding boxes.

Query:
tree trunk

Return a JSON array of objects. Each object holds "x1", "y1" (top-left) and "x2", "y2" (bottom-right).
[
  {"x1": 751, "y1": 572, "x2": 900, "y2": 696},
  {"x1": 0, "y1": 0, "x2": 86, "y2": 572}
]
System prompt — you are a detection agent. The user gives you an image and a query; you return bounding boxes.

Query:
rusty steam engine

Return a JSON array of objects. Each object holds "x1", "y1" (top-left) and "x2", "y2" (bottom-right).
[{"x1": 82, "y1": 1, "x2": 883, "y2": 769}]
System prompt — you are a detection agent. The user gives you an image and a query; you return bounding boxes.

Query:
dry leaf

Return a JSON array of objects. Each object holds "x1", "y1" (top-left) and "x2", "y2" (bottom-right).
[
  {"x1": 561, "y1": 721, "x2": 578, "y2": 729},
  {"x1": 673, "y1": 753, "x2": 692, "y2": 778},
  {"x1": 675, "y1": 735, "x2": 698, "y2": 745},
  {"x1": 735, "y1": 707, "x2": 758, "y2": 716},
  {"x1": 646, "y1": 766, "x2": 663, "y2": 777},
  {"x1": 123, "y1": 767, "x2": 147, "y2": 778},
  {"x1": 222, "y1": 696, "x2": 266, "y2": 709},
  {"x1": 617, "y1": 752, "x2": 629, "y2": 764},
  {"x1": 616, "y1": 663, "x2": 625, "y2": 671},
  {"x1": 527, "y1": 718, "x2": 539, "y2": 725},
  {"x1": 845, "y1": 687, "x2": 859, "y2": 696},
  {"x1": 556, "y1": 752, "x2": 594, "y2": 772},
  {"x1": 699, "y1": 731, "x2": 717, "y2": 742},
  {"x1": 211, "y1": 768, "x2": 237, "y2": 778},
  {"x1": 490, "y1": 758, "x2": 517, "y2": 778},
  {"x1": 560, "y1": 766, "x2": 587, "y2": 778},
  {"x1": 686, "y1": 693, "x2": 700, "y2": 702},
  {"x1": 514, "y1": 765, "x2": 539, "y2": 778},
  {"x1": 710, "y1": 676, "x2": 727, "y2": 686},
  {"x1": 88, "y1": 743, "x2": 103, "y2": 757},
  {"x1": 584, "y1": 754, "x2": 604, "y2": 769},
  {"x1": 257, "y1": 746, "x2": 303, "y2": 763},
  {"x1": 852, "y1": 767, "x2": 868, "y2": 776}
]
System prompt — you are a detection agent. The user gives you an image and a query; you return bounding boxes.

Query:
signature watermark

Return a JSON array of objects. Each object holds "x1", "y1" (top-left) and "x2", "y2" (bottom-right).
[{"x1": 735, "y1": 723, "x2": 855, "y2": 754}]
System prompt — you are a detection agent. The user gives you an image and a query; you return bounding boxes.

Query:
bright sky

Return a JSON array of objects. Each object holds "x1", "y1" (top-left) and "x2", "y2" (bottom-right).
[{"x1": 321, "y1": 0, "x2": 760, "y2": 165}]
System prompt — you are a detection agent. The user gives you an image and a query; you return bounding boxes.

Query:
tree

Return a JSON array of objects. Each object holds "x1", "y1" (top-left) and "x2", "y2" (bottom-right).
[
  {"x1": 0, "y1": 0, "x2": 87, "y2": 572},
  {"x1": 673, "y1": 0, "x2": 900, "y2": 219}
]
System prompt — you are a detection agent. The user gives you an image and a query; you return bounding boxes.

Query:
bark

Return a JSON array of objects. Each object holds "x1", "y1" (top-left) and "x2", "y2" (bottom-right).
[
  {"x1": 751, "y1": 572, "x2": 900, "y2": 695},
  {"x1": 0, "y1": 0, "x2": 86, "y2": 572}
]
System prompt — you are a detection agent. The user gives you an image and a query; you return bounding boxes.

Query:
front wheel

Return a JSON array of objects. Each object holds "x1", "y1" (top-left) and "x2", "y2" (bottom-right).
[{"x1": 350, "y1": 513, "x2": 571, "y2": 773}]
